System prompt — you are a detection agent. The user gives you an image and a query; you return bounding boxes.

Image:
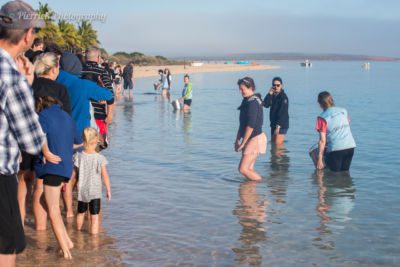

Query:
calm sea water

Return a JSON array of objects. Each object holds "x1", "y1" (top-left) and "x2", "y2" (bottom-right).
[{"x1": 99, "y1": 61, "x2": 400, "y2": 267}]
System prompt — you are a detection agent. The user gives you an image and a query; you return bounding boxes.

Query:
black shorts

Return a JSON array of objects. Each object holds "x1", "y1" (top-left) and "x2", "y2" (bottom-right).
[
  {"x1": 271, "y1": 127, "x2": 288, "y2": 135},
  {"x1": 0, "y1": 174, "x2": 26, "y2": 254},
  {"x1": 183, "y1": 99, "x2": 192, "y2": 106},
  {"x1": 41, "y1": 174, "x2": 69, "y2": 187},
  {"x1": 123, "y1": 79, "x2": 133, "y2": 90},
  {"x1": 326, "y1": 148, "x2": 355, "y2": 172},
  {"x1": 77, "y1": 199, "x2": 101, "y2": 215},
  {"x1": 19, "y1": 152, "x2": 36, "y2": 171}
]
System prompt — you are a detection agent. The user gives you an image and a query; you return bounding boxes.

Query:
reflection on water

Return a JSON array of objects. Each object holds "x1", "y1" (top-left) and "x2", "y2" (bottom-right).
[
  {"x1": 18, "y1": 211, "x2": 122, "y2": 266},
  {"x1": 312, "y1": 170, "x2": 355, "y2": 251},
  {"x1": 266, "y1": 144, "x2": 290, "y2": 204},
  {"x1": 183, "y1": 112, "x2": 192, "y2": 144},
  {"x1": 121, "y1": 97, "x2": 134, "y2": 122},
  {"x1": 232, "y1": 181, "x2": 268, "y2": 266},
  {"x1": 20, "y1": 63, "x2": 400, "y2": 265}
]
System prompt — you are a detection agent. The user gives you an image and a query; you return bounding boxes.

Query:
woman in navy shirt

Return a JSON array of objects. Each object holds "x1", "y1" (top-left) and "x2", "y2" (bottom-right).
[
  {"x1": 34, "y1": 96, "x2": 82, "y2": 259},
  {"x1": 235, "y1": 77, "x2": 267, "y2": 181}
]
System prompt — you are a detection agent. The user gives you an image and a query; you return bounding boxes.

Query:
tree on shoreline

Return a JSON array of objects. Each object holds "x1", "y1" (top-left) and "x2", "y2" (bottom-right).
[{"x1": 36, "y1": 2, "x2": 99, "y2": 53}]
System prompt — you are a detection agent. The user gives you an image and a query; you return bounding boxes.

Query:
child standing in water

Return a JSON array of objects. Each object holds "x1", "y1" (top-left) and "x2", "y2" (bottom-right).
[
  {"x1": 74, "y1": 128, "x2": 111, "y2": 234},
  {"x1": 179, "y1": 74, "x2": 193, "y2": 112}
]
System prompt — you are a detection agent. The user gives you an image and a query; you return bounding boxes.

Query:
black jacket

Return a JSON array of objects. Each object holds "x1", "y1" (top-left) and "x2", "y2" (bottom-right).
[{"x1": 263, "y1": 90, "x2": 289, "y2": 129}]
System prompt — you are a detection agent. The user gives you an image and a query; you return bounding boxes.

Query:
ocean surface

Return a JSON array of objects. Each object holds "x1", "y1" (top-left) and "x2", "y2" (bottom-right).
[{"x1": 20, "y1": 61, "x2": 400, "y2": 266}]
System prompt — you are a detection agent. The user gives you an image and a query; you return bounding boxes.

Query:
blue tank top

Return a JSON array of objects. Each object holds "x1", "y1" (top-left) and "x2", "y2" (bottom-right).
[{"x1": 320, "y1": 107, "x2": 356, "y2": 152}]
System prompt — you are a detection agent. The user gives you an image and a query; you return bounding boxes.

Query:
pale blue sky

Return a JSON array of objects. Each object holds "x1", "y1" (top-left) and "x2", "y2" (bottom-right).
[{"x1": 26, "y1": 0, "x2": 400, "y2": 57}]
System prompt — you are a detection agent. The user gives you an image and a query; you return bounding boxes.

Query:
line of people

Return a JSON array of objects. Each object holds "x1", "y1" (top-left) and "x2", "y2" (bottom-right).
[
  {"x1": 0, "y1": 1, "x2": 116, "y2": 264},
  {"x1": 236, "y1": 76, "x2": 356, "y2": 181}
]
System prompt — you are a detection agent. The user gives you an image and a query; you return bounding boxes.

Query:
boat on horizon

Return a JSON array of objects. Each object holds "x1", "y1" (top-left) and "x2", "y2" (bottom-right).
[
  {"x1": 362, "y1": 62, "x2": 371, "y2": 70},
  {"x1": 300, "y1": 59, "x2": 312, "y2": 68}
]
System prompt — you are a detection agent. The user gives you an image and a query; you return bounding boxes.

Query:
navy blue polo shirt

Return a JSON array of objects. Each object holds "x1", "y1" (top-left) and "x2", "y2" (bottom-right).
[
  {"x1": 239, "y1": 94, "x2": 264, "y2": 139},
  {"x1": 35, "y1": 105, "x2": 82, "y2": 179}
]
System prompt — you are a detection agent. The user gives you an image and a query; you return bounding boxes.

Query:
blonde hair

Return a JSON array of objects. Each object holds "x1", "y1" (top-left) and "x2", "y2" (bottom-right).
[
  {"x1": 82, "y1": 127, "x2": 99, "y2": 146},
  {"x1": 34, "y1": 52, "x2": 59, "y2": 76}
]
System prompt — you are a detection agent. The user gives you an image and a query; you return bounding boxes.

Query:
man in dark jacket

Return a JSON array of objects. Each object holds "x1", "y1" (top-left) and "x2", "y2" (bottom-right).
[{"x1": 263, "y1": 77, "x2": 289, "y2": 145}]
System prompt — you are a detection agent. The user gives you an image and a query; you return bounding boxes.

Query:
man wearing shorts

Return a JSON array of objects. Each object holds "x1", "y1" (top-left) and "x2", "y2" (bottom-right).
[
  {"x1": 122, "y1": 62, "x2": 134, "y2": 98},
  {"x1": 0, "y1": 1, "x2": 46, "y2": 265}
]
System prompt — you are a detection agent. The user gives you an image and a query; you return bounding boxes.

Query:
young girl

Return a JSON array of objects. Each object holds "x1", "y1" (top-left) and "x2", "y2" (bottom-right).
[
  {"x1": 34, "y1": 96, "x2": 82, "y2": 259},
  {"x1": 74, "y1": 127, "x2": 111, "y2": 234}
]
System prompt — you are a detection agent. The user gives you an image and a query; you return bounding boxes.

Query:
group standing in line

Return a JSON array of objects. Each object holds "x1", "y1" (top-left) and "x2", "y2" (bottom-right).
[{"x1": 0, "y1": 1, "x2": 115, "y2": 263}]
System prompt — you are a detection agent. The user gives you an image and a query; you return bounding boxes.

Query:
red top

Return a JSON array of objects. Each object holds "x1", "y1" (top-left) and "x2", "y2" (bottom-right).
[{"x1": 316, "y1": 115, "x2": 350, "y2": 133}]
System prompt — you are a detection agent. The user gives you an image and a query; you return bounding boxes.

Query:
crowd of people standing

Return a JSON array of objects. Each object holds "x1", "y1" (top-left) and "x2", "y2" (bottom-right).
[
  {"x1": 0, "y1": 0, "x2": 356, "y2": 265},
  {"x1": 0, "y1": 1, "x2": 121, "y2": 264}
]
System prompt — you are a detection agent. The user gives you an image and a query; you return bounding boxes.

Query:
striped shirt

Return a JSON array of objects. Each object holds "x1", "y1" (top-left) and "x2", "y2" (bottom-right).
[
  {"x1": 81, "y1": 61, "x2": 114, "y2": 120},
  {"x1": 0, "y1": 48, "x2": 45, "y2": 175}
]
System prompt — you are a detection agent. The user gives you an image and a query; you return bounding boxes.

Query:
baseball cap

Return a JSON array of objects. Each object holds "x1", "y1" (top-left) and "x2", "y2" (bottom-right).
[{"x1": 0, "y1": 0, "x2": 45, "y2": 29}]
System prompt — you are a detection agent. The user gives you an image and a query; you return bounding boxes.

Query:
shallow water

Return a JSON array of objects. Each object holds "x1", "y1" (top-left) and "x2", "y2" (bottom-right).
[
  {"x1": 105, "y1": 61, "x2": 400, "y2": 266},
  {"x1": 21, "y1": 61, "x2": 400, "y2": 266},
  {"x1": 17, "y1": 200, "x2": 123, "y2": 266}
]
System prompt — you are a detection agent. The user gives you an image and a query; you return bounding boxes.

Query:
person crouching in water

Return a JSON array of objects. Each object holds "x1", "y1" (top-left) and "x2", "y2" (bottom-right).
[
  {"x1": 154, "y1": 69, "x2": 164, "y2": 91},
  {"x1": 34, "y1": 96, "x2": 82, "y2": 259},
  {"x1": 315, "y1": 91, "x2": 356, "y2": 172},
  {"x1": 179, "y1": 74, "x2": 192, "y2": 112},
  {"x1": 235, "y1": 77, "x2": 267, "y2": 181},
  {"x1": 74, "y1": 128, "x2": 111, "y2": 234}
]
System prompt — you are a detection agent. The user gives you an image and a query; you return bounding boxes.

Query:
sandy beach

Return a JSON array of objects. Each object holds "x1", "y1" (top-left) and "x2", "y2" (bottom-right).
[{"x1": 133, "y1": 63, "x2": 279, "y2": 78}]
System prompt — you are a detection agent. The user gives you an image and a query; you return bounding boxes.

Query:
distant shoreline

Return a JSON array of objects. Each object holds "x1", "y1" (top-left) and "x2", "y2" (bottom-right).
[
  {"x1": 173, "y1": 53, "x2": 399, "y2": 62},
  {"x1": 134, "y1": 63, "x2": 279, "y2": 79}
]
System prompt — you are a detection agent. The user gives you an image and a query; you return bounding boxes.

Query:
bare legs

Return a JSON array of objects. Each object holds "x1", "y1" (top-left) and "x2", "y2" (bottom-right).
[
  {"x1": 76, "y1": 212, "x2": 85, "y2": 231},
  {"x1": 161, "y1": 89, "x2": 168, "y2": 98},
  {"x1": 271, "y1": 134, "x2": 285, "y2": 145},
  {"x1": 33, "y1": 178, "x2": 47, "y2": 230},
  {"x1": 17, "y1": 170, "x2": 34, "y2": 227},
  {"x1": 77, "y1": 212, "x2": 100, "y2": 235},
  {"x1": 239, "y1": 153, "x2": 262, "y2": 181},
  {"x1": 62, "y1": 171, "x2": 76, "y2": 218},
  {"x1": 183, "y1": 104, "x2": 190, "y2": 113},
  {"x1": 0, "y1": 254, "x2": 16, "y2": 267},
  {"x1": 44, "y1": 184, "x2": 73, "y2": 259}
]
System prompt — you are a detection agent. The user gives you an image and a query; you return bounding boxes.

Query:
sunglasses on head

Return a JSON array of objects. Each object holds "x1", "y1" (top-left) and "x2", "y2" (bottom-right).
[
  {"x1": 239, "y1": 78, "x2": 251, "y2": 86},
  {"x1": 0, "y1": 15, "x2": 13, "y2": 24}
]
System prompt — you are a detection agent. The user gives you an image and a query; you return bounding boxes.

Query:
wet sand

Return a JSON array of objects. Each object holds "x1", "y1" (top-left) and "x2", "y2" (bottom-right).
[
  {"x1": 134, "y1": 63, "x2": 279, "y2": 78},
  {"x1": 17, "y1": 203, "x2": 122, "y2": 266}
]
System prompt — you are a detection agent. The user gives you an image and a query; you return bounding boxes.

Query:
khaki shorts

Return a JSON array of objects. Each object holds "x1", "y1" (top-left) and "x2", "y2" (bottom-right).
[{"x1": 243, "y1": 133, "x2": 267, "y2": 155}]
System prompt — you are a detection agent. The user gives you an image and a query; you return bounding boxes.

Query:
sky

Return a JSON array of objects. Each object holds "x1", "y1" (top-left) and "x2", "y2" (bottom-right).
[{"x1": 26, "y1": 0, "x2": 400, "y2": 57}]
